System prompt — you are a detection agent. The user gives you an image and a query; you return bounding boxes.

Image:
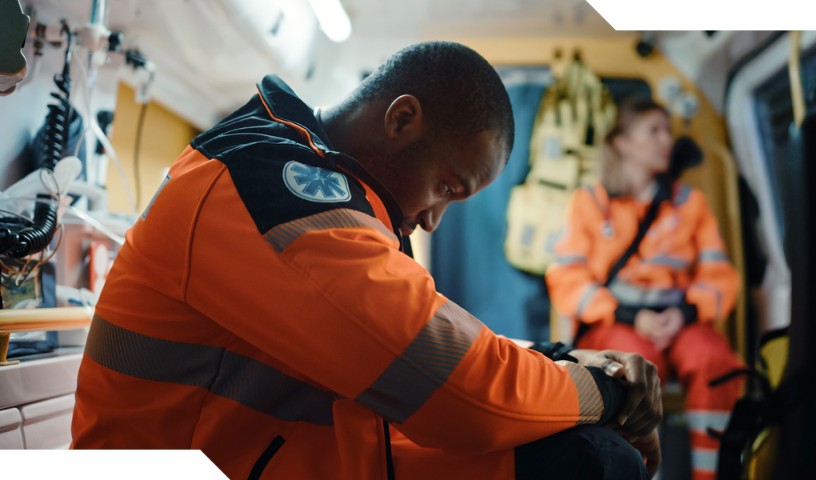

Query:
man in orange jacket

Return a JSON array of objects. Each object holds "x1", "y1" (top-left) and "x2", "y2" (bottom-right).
[{"x1": 72, "y1": 42, "x2": 661, "y2": 479}]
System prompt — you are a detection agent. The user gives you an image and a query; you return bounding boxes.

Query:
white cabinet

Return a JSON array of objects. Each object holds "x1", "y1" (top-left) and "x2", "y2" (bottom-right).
[
  {"x1": 0, "y1": 408, "x2": 24, "y2": 449},
  {"x1": 0, "y1": 353, "x2": 82, "y2": 410},
  {"x1": 21, "y1": 394, "x2": 75, "y2": 449},
  {"x1": 0, "y1": 353, "x2": 82, "y2": 449}
]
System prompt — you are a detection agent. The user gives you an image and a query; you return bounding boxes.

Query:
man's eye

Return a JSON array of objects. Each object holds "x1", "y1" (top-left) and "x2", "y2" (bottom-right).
[{"x1": 444, "y1": 184, "x2": 454, "y2": 195}]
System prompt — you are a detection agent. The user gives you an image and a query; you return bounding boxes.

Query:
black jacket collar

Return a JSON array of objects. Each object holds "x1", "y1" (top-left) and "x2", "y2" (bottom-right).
[{"x1": 257, "y1": 75, "x2": 406, "y2": 246}]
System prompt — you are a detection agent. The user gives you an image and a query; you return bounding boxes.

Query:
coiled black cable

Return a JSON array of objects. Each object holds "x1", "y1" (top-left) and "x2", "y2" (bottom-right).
[
  {"x1": 7, "y1": 195, "x2": 59, "y2": 258},
  {"x1": 0, "y1": 227, "x2": 20, "y2": 255},
  {"x1": 2, "y1": 23, "x2": 73, "y2": 258}
]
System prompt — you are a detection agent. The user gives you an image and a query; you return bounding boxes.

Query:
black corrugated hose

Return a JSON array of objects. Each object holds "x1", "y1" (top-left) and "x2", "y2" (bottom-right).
[{"x1": 3, "y1": 22, "x2": 73, "y2": 258}]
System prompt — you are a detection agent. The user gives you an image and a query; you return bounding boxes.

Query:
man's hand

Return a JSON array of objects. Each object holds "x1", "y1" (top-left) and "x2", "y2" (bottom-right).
[
  {"x1": 631, "y1": 428, "x2": 662, "y2": 478},
  {"x1": 569, "y1": 349, "x2": 662, "y2": 440}
]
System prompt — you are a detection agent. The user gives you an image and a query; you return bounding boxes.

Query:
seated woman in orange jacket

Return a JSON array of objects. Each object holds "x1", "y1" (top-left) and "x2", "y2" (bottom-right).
[{"x1": 546, "y1": 98, "x2": 745, "y2": 480}]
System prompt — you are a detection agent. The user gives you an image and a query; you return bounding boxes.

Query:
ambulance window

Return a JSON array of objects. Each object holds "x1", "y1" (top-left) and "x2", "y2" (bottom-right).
[{"x1": 751, "y1": 45, "x2": 816, "y2": 237}]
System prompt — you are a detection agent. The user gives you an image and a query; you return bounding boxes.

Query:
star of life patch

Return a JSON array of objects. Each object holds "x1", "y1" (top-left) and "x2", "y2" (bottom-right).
[{"x1": 282, "y1": 161, "x2": 351, "y2": 203}]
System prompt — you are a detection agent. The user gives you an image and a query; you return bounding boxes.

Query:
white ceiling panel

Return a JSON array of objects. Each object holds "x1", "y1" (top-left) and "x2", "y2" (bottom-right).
[{"x1": 343, "y1": 0, "x2": 615, "y2": 37}]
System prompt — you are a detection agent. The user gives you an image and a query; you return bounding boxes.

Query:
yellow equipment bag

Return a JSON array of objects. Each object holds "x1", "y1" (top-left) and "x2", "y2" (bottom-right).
[{"x1": 504, "y1": 60, "x2": 615, "y2": 275}]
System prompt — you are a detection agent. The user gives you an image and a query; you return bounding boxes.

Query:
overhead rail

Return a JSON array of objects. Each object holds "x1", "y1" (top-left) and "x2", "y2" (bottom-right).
[{"x1": 789, "y1": 31, "x2": 805, "y2": 127}]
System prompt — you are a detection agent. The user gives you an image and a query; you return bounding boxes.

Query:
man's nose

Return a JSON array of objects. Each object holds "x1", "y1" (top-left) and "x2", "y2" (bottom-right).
[{"x1": 419, "y1": 204, "x2": 448, "y2": 233}]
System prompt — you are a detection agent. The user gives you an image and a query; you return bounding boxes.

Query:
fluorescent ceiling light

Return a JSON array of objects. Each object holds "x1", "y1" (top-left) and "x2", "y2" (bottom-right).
[{"x1": 307, "y1": 0, "x2": 352, "y2": 42}]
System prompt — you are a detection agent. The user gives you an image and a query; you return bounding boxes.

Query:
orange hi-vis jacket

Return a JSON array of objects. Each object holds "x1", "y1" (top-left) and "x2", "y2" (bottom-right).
[
  {"x1": 72, "y1": 76, "x2": 623, "y2": 479},
  {"x1": 546, "y1": 183, "x2": 740, "y2": 330}
]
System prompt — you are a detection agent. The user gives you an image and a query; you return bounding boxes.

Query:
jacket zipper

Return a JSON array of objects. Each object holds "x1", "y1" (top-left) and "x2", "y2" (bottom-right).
[
  {"x1": 248, "y1": 435, "x2": 286, "y2": 480},
  {"x1": 383, "y1": 419, "x2": 396, "y2": 480}
]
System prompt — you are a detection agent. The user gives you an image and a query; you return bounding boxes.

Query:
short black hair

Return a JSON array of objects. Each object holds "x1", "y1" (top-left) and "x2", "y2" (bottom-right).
[{"x1": 349, "y1": 41, "x2": 514, "y2": 159}]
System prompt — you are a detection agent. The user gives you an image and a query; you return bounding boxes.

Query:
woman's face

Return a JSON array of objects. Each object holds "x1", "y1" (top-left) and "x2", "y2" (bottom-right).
[{"x1": 614, "y1": 109, "x2": 673, "y2": 175}]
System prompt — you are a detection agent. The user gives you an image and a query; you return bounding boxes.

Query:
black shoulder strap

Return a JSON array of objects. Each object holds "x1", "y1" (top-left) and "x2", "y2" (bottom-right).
[{"x1": 604, "y1": 181, "x2": 669, "y2": 287}]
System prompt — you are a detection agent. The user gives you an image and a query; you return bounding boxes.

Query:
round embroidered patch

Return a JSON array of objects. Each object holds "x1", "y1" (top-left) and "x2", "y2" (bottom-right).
[{"x1": 282, "y1": 161, "x2": 351, "y2": 203}]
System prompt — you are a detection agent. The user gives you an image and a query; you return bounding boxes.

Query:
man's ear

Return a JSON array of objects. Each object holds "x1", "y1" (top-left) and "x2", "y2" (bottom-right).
[{"x1": 383, "y1": 95, "x2": 424, "y2": 142}]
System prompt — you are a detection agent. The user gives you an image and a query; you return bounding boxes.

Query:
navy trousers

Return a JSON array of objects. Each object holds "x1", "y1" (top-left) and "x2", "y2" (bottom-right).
[{"x1": 515, "y1": 425, "x2": 650, "y2": 480}]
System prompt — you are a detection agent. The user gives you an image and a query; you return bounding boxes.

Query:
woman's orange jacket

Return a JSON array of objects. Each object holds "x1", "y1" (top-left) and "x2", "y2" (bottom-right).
[
  {"x1": 71, "y1": 75, "x2": 620, "y2": 479},
  {"x1": 546, "y1": 183, "x2": 739, "y2": 329}
]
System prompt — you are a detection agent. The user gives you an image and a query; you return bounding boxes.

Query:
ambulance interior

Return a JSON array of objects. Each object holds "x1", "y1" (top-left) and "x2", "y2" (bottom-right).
[{"x1": 0, "y1": 0, "x2": 814, "y2": 478}]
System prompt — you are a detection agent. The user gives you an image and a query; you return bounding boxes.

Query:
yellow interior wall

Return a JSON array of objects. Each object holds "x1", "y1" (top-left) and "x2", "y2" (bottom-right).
[
  {"x1": 107, "y1": 84, "x2": 198, "y2": 214},
  {"x1": 445, "y1": 35, "x2": 746, "y2": 352},
  {"x1": 446, "y1": 35, "x2": 730, "y2": 227}
]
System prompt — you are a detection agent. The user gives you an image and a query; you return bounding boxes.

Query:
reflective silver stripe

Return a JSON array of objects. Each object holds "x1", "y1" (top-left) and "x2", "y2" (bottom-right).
[
  {"x1": 356, "y1": 300, "x2": 483, "y2": 423},
  {"x1": 554, "y1": 254, "x2": 587, "y2": 266},
  {"x1": 608, "y1": 280, "x2": 684, "y2": 308},
  {"x1": 562, "y1": 362, "x2": 604, "y2": 425},
  {"x1": 642, "y1": 255, "x2": 689, "y2": 269},
  {"x1": 546, "y1": 227, "x2": 568, "y2": 254},
  {"x1": 674, "y1": 184, "x2": 692, "y2": 207},
  {"x1": 698, "y1": 250, "x2": 729, "y2": 263},
  {"x1": 264, "y1": 208, "x2": 397, "y2": 252},
  {"x1": 85, "y1": 315, "x2": 335, "y2": 425},
  {"x1": 686, "y1": 411, "x2": 731, "y2": 433},
  {"x1": 576, "y1": 284, "x2": 601, "y2": 318},
  {"x1": 694, "y1": 282, "x2": 723, "y2": 319},
  {"x1": 142, "y1": 174, "x2": 171, "y2": 221},
  {"x1": 691, "y1": 448, "x2": 718, "y2": 472}
]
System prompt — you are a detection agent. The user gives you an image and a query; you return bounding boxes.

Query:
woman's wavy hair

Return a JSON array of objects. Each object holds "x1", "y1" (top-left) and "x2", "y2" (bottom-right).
[{"x1": 599, "y1": 97, "x2": 670, "y2": 195}]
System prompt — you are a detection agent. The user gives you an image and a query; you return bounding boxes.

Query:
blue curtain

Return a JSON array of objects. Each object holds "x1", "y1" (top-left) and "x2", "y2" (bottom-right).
[{"x1": 430, "y1": 67, "x2": 552, "y2": 340}]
